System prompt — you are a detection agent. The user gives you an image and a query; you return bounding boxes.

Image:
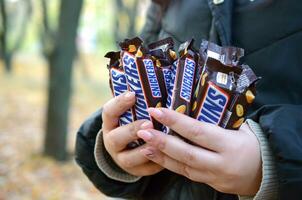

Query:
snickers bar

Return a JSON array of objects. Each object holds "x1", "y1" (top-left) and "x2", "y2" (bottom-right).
[
  {"x1": 171, "y1": 39, "x2": 199, "y2": 116},
  {"x1": 105, "y1": 51, "x2": 135, "y2": 126}
]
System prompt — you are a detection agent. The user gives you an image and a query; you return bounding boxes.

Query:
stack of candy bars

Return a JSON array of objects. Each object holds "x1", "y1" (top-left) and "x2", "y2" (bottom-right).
[{"x1": 105, "y1": 37, "x2": 260, "y2": 148}]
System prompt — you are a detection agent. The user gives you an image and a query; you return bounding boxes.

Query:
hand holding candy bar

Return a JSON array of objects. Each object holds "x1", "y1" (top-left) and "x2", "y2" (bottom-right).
[
  {"x1": 102, "y1": 91, "x2": 163, "y2": 176},
  {"x1": 137, "y1": 107, "x2": 262, "y2": 196},
  {"x1": 103, "y1": 37, "x2": 261, "y2": 192}
]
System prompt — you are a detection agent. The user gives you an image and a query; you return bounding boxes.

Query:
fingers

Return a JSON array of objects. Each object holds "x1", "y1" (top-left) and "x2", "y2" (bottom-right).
[
  {"x1": 104, "y1": 120, "x2": 153, "y2": 152},
  {"x1": 116, "y1": 145, "x2": 155, "y2": 169},
  {"x1": 137, "y1": 129, "x2": 220, "y2": 170},
  {"x1": 140, "y1": 146, "x2": 213, "y2": 183},
  {"x1": 147, "y1": 107, "x2": 232, "y2": 152},
  {"x1": 102, "y1": 91, "x2": 136, "y2": 132},
  {"x1": 125, "y1": 162, "x2": 163, "y2": 177}
]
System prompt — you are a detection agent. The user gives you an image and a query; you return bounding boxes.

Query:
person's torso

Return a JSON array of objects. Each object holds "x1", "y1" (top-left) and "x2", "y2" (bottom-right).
[
  {"x1": 157, "y1": 0, "x2": 302, "y2": 113},
  {"x1": 145, "y1": 0, "x2": 302, "y2": 199}
]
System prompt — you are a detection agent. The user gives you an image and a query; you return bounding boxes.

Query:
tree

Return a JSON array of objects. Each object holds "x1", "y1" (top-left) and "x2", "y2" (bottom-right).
[
  {"x1": 43, "y1": 0, "x2": 83, "y2": 161},
  {"x1": 40, "y1": 0, "x2": 55, "y2": 60},
  {"x1": 0, "y1": 0, "x2": 8, "y2": 71},
  {"x1": 0, "y1": 0, "x2": 32, "y2": 73}
]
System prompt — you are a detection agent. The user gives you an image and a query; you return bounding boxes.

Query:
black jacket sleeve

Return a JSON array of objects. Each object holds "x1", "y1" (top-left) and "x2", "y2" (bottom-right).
[
  {"x1": 250, "y1": 104, "x2": 302, "y2": 200},
  {"x1": 75, "y1": 109, "x2": 152, "y2": 198},
  {"x1": 75, "y1": 109, "x2": 179, "y2": 200}
]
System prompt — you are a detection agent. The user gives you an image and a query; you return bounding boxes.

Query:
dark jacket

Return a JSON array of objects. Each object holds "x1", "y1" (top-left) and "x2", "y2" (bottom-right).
[{"x1": 75, "y1": 0, "x2": 302, "y2": 199}]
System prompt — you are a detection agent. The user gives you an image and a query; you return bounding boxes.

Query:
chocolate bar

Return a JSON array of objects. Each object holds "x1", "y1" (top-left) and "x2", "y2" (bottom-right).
[
  {"x1": 220, "y1": 64, "x2": 259, "y2": 129},
  {"x1": 105, "y1": 37, "x2": 259, "y2": 141},
  {"x1": 193, "y1": 41, "x2": 260, "y2": 130},
  {"x1": 105, "y1": 51, "x2": 135, "y2": 126},
  {"x1": 171, "y1": 39, "x2": 199, "y2": 116},
  {"x1": 135, "y1": 46, "x2": 167, "y2": 130},
  {"x1": 120, "y1": 37, "x2": 152, "y2": 122},
  {"x1": 119, "y1": 37, "x2": 147, "y2": 148},
  {"x1": 148, "y1": 37, "x2": 177, "y2": 133},
  {"x1": 192, "y1": 58, "x2": 243, "y2": 126}
]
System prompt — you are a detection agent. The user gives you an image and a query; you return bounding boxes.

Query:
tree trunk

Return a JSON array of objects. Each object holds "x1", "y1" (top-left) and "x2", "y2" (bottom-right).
[
  {"x1": 44, "y1": 0, "x2": 83, "y2": 161},
  {"x1": 0, "y1": 0, "x2": 32, "y2": 73},
  {"x1": 0, "y1": 0, "x2": 11, "y2": 73},
  {"x1": 11, "y1": 0, "x2": 32, "y2": 53},
  {"x1": 40, "y1": 0, "x2": 54, "y2": 58}
]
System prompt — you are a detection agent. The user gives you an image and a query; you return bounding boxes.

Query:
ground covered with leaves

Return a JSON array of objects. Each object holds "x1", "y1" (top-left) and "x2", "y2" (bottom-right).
[{"x1": 0, "y1": 54, "x2": 114, "y2": 200}]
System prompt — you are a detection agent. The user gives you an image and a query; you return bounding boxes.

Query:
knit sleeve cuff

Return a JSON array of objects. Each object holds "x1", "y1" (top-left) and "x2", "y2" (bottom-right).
[
  {"x1": 239, "y1": 119, "x2": 278, "y2": 200},
  {"x1": 94, "y1": 130, "x2": 141, "y2": 183}
]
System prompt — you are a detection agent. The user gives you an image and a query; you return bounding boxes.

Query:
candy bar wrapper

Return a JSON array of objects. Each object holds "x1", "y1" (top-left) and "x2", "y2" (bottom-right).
[
  {"x1": 134, "y1": 46, "x2": 167, "y2": 130},
  {"x1": 193, "y1": 43, "x2": 260, "y2": 130},
  {"x1": 120, "y1": 37, "x2": 168, "y2": 139},
  {"x1": 220, "y1": 64, "x2": 260, "y2": 129},
  {"x1": 200, "y1": 39, "x2": 244, "y2": 66},
  {"x1": 148, "y1": 37, "x2": 176, "y2": 106},
  {"x1": 162, "y1": 61, "x2": 177, "y2": 109},
  {"x1": 105, "y1": 51, "x2": 135, "y2": 126},
  {"x1": 148, "y1": 37, "x2": 178, "y2": 133},
  {"x1": 119, "y1": 37, "x2": 147, "y2": 148},
  {"x1": 120, "y1": 37, "x2": 150, "y2": 122},
  {"x1": 158, "y1": 61, "x2": 178, "y2": 134},
  {"x1": 148, "y1": 37, "x2": 175, "y2": 58},
  {"x1": 169, "y1": 39, "x2": 199, "y2": 134},
  {"x1": 105, "y1": 37, "x2": 260, "y2": 150},
  {"x1": 192, "y1": 57, "x2": 243, "y2": 126}
]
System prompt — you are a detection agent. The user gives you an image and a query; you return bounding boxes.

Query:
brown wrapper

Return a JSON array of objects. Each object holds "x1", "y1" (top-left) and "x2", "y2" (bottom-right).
[
  {"x1": 200, "y1": 40, "x2": 244, "y2": 66},
  {"x1": 119, "y1": 37, "x2": 143, "y2": 54},
  {"x1": 220, "y1": 64, "x2": 260, "y2": 129},
  {"x1": 192, "y1": 58, "x2": 243, "y2": 127},
  {"x1": 148, "y1": 37, "x2": 177, "y2": 108},
  {"x1": 105, "y1": 51, "x2": 136, "y2": 127},
  {"x1": 148, "y1": 37, "x2": 176, "y2": 63},
  {"x1": 119, "y1": 37, "x2": 146, "y2": 148},
  {"x1": 169, "y1": 39, "x2": 199, "y2": 134},
  {"x1": 105, "y1": 37, "x2": 260, "y2": 151},
  {"x1": 193, "y1": 41, "x2": 260, "y2": 130},
  {"x1": 105, "y1": 51, "x2": 123, "y2": 94},
  {"x1": 135, "y1": 46, "x2": 168, "y2": 130},
  {"x1": 148, "y1": 37, "x2": 178, "y2": 133}
]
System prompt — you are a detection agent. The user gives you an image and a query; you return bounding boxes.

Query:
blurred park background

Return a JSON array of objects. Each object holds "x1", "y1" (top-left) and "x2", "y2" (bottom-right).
[{"x1": 0, "y1": 0, "x2": 149, "y2": 199}]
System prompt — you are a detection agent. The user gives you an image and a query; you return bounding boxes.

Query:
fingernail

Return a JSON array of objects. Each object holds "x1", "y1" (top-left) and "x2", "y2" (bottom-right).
[
  {"x1": 125, "y1": 91, "x2": 135, "y2": 99},
  {"x1": 148, "y1": 108, "x2": 163, "y2": 118},
  {"x1": 137, "y1": 130, "x2": 153, "y2": 141},
  {"x1": 140, "y1": 148, "x2": 155, "y2": 158},
  {"x1": 141, "y1": 121, "x2": 153, "y2": 129}
]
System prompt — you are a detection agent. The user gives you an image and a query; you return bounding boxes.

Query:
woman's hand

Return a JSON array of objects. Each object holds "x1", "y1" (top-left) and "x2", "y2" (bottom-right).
[
  {"x1": 137, "y1": 107, "x2": 262, "y2": 195},
  {"x1": 102, "y1": 92, "x2": 163, "y2": 176}
]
